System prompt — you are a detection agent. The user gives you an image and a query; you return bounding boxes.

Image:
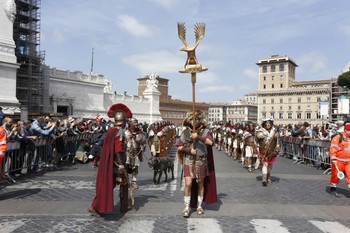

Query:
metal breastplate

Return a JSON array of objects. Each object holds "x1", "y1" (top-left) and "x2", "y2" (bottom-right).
[{"x1": 181, "y1": 128, "x2": 208, "y2": 157}]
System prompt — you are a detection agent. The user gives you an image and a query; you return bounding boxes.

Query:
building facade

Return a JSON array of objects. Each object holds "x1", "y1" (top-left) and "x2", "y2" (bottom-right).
[
  {"x1": 257, "y1": 55, "x2": 330, "y2": 126},
  {"x1": 208, "y1": 100, "x2": 258, "y2": 125}
]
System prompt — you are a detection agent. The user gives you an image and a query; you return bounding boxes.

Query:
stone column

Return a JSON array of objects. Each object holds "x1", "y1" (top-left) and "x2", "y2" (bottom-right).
[
  {"x1": 0, "y1": 0, "x2": 20, "y2": 114},
  {"x1": 143, "y1": 73, "x2": 162, "y2": 124}
]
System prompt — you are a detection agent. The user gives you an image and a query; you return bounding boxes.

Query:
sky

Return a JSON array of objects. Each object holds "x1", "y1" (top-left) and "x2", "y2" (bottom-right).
[{"x1": 40, "y1": 0, "x2": 350, "y2": 103}]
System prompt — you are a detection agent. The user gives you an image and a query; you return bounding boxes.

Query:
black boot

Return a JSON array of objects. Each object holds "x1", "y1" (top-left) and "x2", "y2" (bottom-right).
[
  {"x1": 330, "y1": 187, "x2": 341, "y2": 198},
  {"x1": 262, "y1": 175, "x2": 267, "y2": 186}
]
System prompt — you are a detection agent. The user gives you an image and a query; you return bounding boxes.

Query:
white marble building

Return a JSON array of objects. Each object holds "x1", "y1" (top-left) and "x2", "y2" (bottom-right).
[
  {"x1": 0, "y1": 0, "x2": 20, "y2": 115},
  {"x1": 48, "y1": 67, "x2": 162, "y2": 123}
]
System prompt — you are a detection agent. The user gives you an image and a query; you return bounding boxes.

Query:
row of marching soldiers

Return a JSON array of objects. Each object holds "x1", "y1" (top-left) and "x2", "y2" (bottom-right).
[{"x1": 211, "y1": 118, "x2": 280, "y2": 187}]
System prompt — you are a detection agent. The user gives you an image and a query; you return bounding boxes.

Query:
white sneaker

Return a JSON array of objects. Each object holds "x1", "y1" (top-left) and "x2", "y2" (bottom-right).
[{"x1": 88, "y1": 155, "x2": 94, "y2": 159}]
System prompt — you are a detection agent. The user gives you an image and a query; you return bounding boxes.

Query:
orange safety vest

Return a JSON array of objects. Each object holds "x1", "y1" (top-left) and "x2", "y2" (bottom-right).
[
  {"x1": 0, "y1": 127, "x2": 6, "y2": 156},
  {"x1": 329, "y1": 132, "x2": 350, "y2": 161}
]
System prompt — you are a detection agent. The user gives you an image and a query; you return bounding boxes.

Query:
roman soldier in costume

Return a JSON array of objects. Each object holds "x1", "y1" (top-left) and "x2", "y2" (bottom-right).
[
  {"x1": 243, "y1": 122, "x2": 258, "y2": 172},
  {"x1": 88, "y1": 103, "x2": 133, "y2": 215},
  {"x1": 125, "y1": 117, "x2": 147, "y2": 189},
  {"x1": 255, "y1": 117, "x2": 280, "y2": 186},
  {"x1": 177, "y1": 110, "x2": 217, "y2": 218}
]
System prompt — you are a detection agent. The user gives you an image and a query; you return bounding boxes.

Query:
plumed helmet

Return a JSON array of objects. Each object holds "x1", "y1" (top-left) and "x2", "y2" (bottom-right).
[
  {"x1": 183, "y1": 110, "x2": 206, "y2": 130},
  {"x1": 256, "y1": 131, "x2": 264, "y2": 140},
  {"x1": 107, "y1": 103, "x2": 132, "y2": 126},
  {"x1": 262, "y1": 117, "x2": 274, "y2": 123}
]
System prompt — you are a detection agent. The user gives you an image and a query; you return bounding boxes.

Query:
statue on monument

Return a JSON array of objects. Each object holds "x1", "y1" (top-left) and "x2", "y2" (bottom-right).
[
  {"x1": 1, "y1": 0, "x2": 16, "y2": 41},
  {"x1": 4, "y1": 0, "x2": 16, "y2": 23},
  {"x1": 146, "y1": 73, "x2": 159, "y2": 91}
]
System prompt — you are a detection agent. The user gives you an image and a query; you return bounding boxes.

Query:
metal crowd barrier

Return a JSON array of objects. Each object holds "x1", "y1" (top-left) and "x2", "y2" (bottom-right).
[
  {"x1": 280, "y1": 136, "x2": 331, "y2": 174},
  {"x1": 1, "y1": 132, "x2": 103, "y2": 184}
]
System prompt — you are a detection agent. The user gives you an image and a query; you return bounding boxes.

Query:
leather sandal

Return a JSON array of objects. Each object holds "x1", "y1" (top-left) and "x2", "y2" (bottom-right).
[
  {"x1": 197, "y1": 207, "x2": 205, "y2": 215},
  {"x1": 183, "y1": 208, "x2": 190, "y2": 218},
  {"x1": 87, "y1": 207, "x2": 101, "y2": 216}
]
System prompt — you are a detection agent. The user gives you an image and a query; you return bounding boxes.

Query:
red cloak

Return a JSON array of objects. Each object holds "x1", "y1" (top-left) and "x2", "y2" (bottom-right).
[
  {"x1": 90, "y1": 127, "x2": 120, "y2": 213},
  {"x1": 190, "y1": 144, "x2": 217, "y2": 208}
]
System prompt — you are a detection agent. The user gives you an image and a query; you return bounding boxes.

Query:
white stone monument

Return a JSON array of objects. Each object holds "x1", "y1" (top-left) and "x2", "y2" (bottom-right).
[
  {"x1": 0, "y1": 0, "x2": 20, "y2": 114},
  {"x1": 143, "y1": 73, "x2": 162, "y2": 124}
]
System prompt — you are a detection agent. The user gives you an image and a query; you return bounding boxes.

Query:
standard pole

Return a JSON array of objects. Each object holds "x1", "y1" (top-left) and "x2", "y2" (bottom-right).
[{"x1": 191, "y1": 72, "x2": 196, "y2": 132}]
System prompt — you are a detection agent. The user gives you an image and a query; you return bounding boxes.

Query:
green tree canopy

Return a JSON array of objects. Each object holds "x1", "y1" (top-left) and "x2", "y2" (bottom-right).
[{"x1": 337, "y1": 71, "x2": 350, "y2": 89}]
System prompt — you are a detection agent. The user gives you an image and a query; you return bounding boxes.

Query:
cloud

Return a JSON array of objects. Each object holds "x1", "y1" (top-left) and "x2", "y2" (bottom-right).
[
  {"x1": 243, "y1": 68, "x2": 257, "y2": 80},
  {"x1": 196, "y1": 72, "x2": 220, "y2": 85},
  {"x1": 122, "y1": 50, "x2": 182, "y2": 74},
  {"x1": 198, "y1": 85, "x2": 234, "y2": 93},
  {"x1": 116, "y1": 15, "x2": 153, "y2": 38},
  {"x1": 149, "y1": 0, "x2": 200, "y2": 10},
  {"x1": 297, "y1": 52, "x2": 328, "y2": 74}
]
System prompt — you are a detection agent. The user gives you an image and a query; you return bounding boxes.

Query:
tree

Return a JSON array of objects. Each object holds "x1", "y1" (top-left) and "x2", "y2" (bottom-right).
[{"x1": 337, "y1": 71, "x2": 350, "y2": 89}]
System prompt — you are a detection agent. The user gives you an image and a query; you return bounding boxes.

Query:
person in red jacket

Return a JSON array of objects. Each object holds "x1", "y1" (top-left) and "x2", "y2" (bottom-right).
[{"x1": 329, "y1": 122, "x2": 350, "y2": 197}]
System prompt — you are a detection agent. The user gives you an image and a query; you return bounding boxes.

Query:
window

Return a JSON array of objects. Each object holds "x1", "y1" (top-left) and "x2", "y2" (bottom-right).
[
  {"x1": 271, "y1": 65, "x2": 275, "y2": 72},
  {"x1": 280, "y1": 98, "x2": 283, "y2": 104},
  {"x1": 288, "y1": 98, "x2": 292, "y2": 103},
  {"x1": 288, "y1": 112, "x2": 292, "y2": 119},
  {"x1": 271, "y1": 99, "x2": 274, "y2": 104},
  {"x1": 263, "y1": 84, "x2": 266, "y2": 89},
  {"x1": 262, "y1": 66, "x2": 267, "y2": 73},
  {"x1": 270, "y1": 113, "x2": 275, "y2": 119},
  {"x1": 298, "y1": 98, "x2": 301, "y2": 103},
  {"x1": 307, "y1": 97, "x2": 311, "y2": 103},
  {"x1": 271, "y1": 106, "x2": 274, "y2": 110},
  {"x1": 279, "y1": 113, "x2": 283, "y2": 119},
  {"x1": 297, "y1": 113, "x2": 301, "y2": 119},
  {"x1": 306, "y1": 112, "x2": 311, "y2": 119},
  {"x1": 263, "y1": 76, "x2": 266, "y2": 81},
  {"x1": 272, "y1": 84, "x2": 274, "y2": 88},
  {"x1": 272, "y1": 76, "x2": 274, "y2": 80},
  {"x1": 279, "y1": 64, "x2": 284, "y2": 72},
  {"x1": 279, "y1": 106, "x2": 283, "y2": 110},
  {"x1": 298, "y1": 106, "x2": 301, "y2": 110},
  {"x1": 280, "y1": 84, "x2": 283, "y2": 88},
  {"x1": 262, "y1": 99, "x2": 266, "y2": 104},
  {"x1": 262, "y1": 113, "x2": 266, "y2": 119},
  {"x1": 288, "y1": 106, "x2": 292, "y2": 110}
]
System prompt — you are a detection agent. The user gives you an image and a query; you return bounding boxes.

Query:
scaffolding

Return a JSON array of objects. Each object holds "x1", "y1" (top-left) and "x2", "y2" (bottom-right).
[
  {"x1": 13, "y1": 0, "x2": 45, "y2": 115},
  {"x1": 329, "y1": 78, "x2": 349, "y2": 122}
]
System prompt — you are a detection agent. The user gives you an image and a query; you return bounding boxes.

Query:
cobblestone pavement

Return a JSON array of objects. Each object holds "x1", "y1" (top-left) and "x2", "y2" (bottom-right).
[{"x1": 1, "y1": 145, "x2": 350, "y2": 232}]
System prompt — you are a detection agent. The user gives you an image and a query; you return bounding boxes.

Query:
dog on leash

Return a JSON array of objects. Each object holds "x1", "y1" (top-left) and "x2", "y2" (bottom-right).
[{"x1": 148, "y1": 157, "x2": 174, "y2": 184}]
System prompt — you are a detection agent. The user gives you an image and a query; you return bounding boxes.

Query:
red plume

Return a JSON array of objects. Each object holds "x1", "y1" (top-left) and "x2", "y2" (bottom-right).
[{"x1": 107, "y1": 103, "x2": 132, "y2": 118}]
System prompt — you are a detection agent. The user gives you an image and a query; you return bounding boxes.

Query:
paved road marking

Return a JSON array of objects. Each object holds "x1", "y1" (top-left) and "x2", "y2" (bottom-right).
[
  {"x1": 309, "y1": 220, "x2": 350, "y2": 233},
  {"x1": 51, "y1": 218, "x2": 90, "y2": 232},
  {"x1": 187, "y1": 218, "x2": 222, "y2": 233},
  {"x1": 5, "y1": 180, "x2": 94, "y2": 190},
  {"x1": 250, "y1": 219, "x2": 290, "y2": 233},
  {"x1": 118, "y1": 220, "x2": 154, "y2": 233},
  {"x1": 0, "y1": 220, "x2": 25, "y2": 233}
]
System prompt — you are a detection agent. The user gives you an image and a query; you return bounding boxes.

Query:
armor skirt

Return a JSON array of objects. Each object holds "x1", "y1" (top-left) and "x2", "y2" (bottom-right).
[
  {"x1": 259, "y1": 151, "x2": 277, "y2": 164},
  {"x1": 183, "y1": 155, "x2": 208, "y2": 179}
]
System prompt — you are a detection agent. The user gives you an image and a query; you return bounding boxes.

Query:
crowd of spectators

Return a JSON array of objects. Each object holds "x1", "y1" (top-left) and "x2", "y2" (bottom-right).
[
  {"x1": 279, "y1": 120, "x2": 345, "y2": 141},
  {"x1": 0, "y1": 114, "x2": 151, "y2": 180}
]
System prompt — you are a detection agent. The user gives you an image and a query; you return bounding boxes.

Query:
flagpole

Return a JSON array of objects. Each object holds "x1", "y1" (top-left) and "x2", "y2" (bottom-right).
[{"x1": 90, "y1": 48, "x2": 94, "y2": 75}]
